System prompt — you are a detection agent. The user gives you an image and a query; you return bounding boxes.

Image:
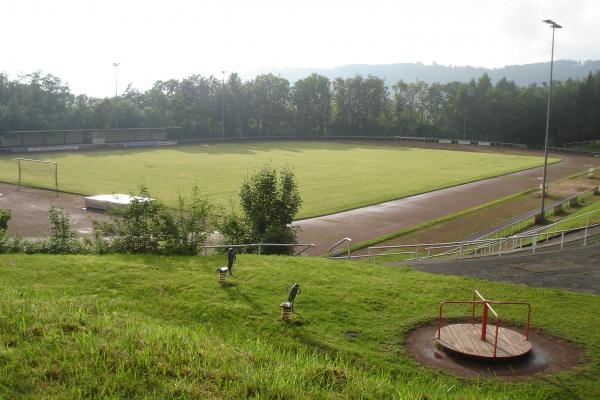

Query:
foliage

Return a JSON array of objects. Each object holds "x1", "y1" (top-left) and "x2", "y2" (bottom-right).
[
  {"x1": 95, "y1": 185, "x2": 215, "y2": 255},
  {"x1": 158, "y1": 187, "x2": 215, "y2": 255},
  {"x1": 96, "y1": 185, "x2": 164, "y2": 254},
  {"x1": 46, "y1": 206, "x2": 80, "y2": 254},
  {"x1": 222, "y1": 165, "x2": 302, "y2": 254},
  {"x1": 218, "y1": 209, "x2": 251, "y2": 248},
  {"x1": 2, "y1": 69, "x2": 600, "y2": 147},
  {"x1": 0, "y1": 185, "x2": 215, "y2": 256},
  {"x1": 0, "y1": 208, "x2": 11, "y2": 232},
  {"x1": 0, "y1": 208, "x2": 11, "y2": 252},
  {"x1": 0, "y1": 207, "x2": 82, "y2": 254}
]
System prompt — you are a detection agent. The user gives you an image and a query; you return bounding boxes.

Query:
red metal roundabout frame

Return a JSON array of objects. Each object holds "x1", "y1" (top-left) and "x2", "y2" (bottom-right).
[{"x1": 435, "y1": 290, "x2": 532, "y2": 359}]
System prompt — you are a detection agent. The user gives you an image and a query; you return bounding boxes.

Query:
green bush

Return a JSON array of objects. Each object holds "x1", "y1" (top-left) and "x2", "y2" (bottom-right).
[
  {"x1": 95, "y1": 185, "x2": 215, "y2": 255},
  {"x1": 221, "y1": 164, "x2": 302, "y2": 254},
  {"x1": 47, "y1": 206, "x2": 81, "y2": 254},
  {"x1": 0, "y1": 208, "x2": 10, "y2": 232},
  {"x1": 1, "y1": 208, "x2": 84, "y2": 255},
  {"x1": 158, "y1": 187, "x2": 215, "y2": 255}
]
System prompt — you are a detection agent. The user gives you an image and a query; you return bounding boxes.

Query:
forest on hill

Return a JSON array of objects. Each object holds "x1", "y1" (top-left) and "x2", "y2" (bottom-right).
[
  {"x1": 1, "y1": 69, "x2": 599, "y2": 147},
  {"x1": 248, "y1": 60, "x2": 600, "y2": 87}
]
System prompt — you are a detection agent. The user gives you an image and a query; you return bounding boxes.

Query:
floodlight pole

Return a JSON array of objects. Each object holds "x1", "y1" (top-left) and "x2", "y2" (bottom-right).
[
  {"x1": 538, "y1": 20, "x2": 562, "y2": 224},
  {"x1": 222, "y1": 70, "x2": 227, "y2": 139},
  {"x1": 113, "y1": 62, "x2": 120, "y2": 130}
]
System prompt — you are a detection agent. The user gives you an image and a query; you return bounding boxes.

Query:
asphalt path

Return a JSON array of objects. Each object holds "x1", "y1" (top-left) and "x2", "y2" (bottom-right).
[
  {"x1": 410, "y1": 243, "x2": 600, "y2": 294},
  {"x1": 295, "y1": 151, "x2": 600, "y2": 255}
]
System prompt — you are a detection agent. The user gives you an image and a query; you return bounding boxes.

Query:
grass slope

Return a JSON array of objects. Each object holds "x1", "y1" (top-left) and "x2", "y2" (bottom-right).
[
  {"x1": 1, "y1": 254, "x2": 599, "y2": 399},
  {"x1": 0, "y1": 142, "x2": 554, "y2": 218}
]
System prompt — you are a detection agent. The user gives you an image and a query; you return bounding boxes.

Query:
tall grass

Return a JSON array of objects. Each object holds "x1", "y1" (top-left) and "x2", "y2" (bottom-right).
[{"x1": 1, "y1": 254, "x2": 598, "y2": 398}]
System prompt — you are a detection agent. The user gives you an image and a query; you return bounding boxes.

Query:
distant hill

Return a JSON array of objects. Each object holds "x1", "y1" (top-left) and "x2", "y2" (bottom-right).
[{"x1": 244, "y1": 60, "x2": 600, "y2": 86}]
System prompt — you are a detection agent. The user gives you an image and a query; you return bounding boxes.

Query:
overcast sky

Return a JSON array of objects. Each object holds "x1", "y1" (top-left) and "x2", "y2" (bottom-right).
[{"x1": 2, "y1": 0, "x2": 599, "y2": 97}]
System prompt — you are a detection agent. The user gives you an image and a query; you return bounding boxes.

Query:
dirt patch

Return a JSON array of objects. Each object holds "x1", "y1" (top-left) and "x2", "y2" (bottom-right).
[
  {"x1": 552, "y1": 177, "x2": 599, "y2": 198},
  {"x1": 0, "y1": 182, "x2": 111, "y2": 237},
  {"x1": 406, "y1": 322, "x2": 587, "y2": 379}
]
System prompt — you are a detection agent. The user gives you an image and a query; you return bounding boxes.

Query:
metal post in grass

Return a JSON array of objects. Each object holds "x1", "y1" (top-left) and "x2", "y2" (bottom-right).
[
  {"x1": 221, "y1": 70, "x2": 227, "y2": 139},
  {"x1": 347, "y1": 239, "x2": 351, "y2": 259},
  {"x1": 538, "y1": 20, "x2": 562, "y2": 224},
  {"x1": 17, "y1": 159, "x2": 21, "y2": 191},
  {"x1": 113, "y1": 62, "x2": 120, "y2": 129}
]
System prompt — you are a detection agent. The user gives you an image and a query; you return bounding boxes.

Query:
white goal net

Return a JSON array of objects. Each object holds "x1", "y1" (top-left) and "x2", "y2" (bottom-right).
[{"x1": 16, "y1": 158, "x2": 58, "y2": 194}]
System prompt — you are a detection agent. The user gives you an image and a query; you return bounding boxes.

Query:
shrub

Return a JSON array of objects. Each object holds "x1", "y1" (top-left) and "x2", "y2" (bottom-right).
[
  {"x1": 0, "y1": 208, "x2": 11, "y2": 233},
  {"x1": 96, "y1": 185, "x2": 163, "y2": 254},
  {"x1": 159, "y1": 186, "x2": 215, "y2": 255},
  {"x1": 47, "y1": 206, "x2": 80, "y2": 254},
  {"x1": 221, "y1": 164, "x2": 302, "y2": 254},
  {"x1": 0, "y1": 209, "x2": 11, "y2": 253},
  {"x1": 96, "y1": 185, "x2": 215, "y2": 255}
]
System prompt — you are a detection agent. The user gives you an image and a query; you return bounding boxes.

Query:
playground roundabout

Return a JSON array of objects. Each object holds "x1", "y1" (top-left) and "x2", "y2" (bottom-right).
[{"x1": 406, "y1": 322, "x2": 586, "y2": 379}]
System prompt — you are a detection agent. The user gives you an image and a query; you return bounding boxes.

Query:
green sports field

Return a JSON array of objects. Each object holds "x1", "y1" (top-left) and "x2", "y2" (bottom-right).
[{"x1": 0, "y1": 142, "x2": 556, "y2": 218}]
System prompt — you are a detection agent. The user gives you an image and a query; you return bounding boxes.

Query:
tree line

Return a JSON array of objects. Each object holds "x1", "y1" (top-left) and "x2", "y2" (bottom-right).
[{"x1": 1, "y1": 69, "x2": 599, "y2": 147}]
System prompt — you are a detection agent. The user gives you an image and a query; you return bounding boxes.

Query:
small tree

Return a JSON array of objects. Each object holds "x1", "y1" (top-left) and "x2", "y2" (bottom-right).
[
  {"x1": 159, "y1": 186, "x2": 214, "y2": 255},
  {"x1": 0, "y1": 209, "x2": 11, "y2": 253},
  {"x1": 0, "y1": 209, "x2": 11, "y2": 233},
  {"x1": 96, "y1": 185, "x2": 215, "y2": 255},
  {"x1": 47, "y1": 206, "x2": 79, "y2": 253},
  {"x1": 99, "y1": 185, "x2": 163, "y2": 254},
  {"x1": 224, "y1": 164, "x2": 302, "y2": 254}
]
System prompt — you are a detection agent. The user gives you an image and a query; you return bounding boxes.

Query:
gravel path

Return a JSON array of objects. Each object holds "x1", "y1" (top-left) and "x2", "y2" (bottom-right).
[
  {"x1": 410, "y1": 244, "x2": 600, "y2": 294},
  {"x1": 295, "y1": 151, "x2": 600, "y2": 254}
]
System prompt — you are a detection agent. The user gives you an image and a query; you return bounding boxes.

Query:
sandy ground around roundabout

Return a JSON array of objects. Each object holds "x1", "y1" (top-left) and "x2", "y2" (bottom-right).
[
  {"x1": 294, "y1": 150, "x2": 600, "y2": 254},
  {"x1": 1, "y1": 146, "x2": 599, "y2": 244},
  {"x1": 406, "y1": 322, "x2": 586, "y2": 379}
]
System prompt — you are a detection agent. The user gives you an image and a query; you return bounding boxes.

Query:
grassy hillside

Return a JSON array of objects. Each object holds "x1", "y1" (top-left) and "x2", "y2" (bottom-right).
[
  {"x1": 0, "y1": 254, "x2": 598, "y2": 399},
  {"x1": 0, "y1": 142, "x2": 555, "y2": 218}
]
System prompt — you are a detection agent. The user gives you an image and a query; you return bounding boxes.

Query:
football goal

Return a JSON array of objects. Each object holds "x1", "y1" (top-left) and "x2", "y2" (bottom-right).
[{"x1": 16, "y1": 158, "x2": 58, "y2": 195}]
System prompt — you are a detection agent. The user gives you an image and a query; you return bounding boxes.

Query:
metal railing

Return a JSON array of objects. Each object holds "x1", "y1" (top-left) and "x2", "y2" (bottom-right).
[
  {"x1": 202, "y1": 243, "x2": 315, "y2": 256},
  {"x1": 367, "y1": 238, "x2": 501, "y2": 263},
  {"x1": 515, "y1": 207, "x2": 600, "y2": 238},
  {"x1": 548, "y1": 146, "x2": 600, "y2": 157},
  {"x1": 564, "y1": 139, "x2": 600, "y2": 148},
  {"x1": 393, "y1": 136, "x2": 527, "y2": 149},
  {"x1": 477, "y1": 185, "x2": 599, "y2": 242},
  {"x1": 367, "y1": 219, "x2": 600, "y2": 263},
  {"x1": 327, "y1": 237, "x2": 352, "y2": 259},
  {"x1": 417, "y1": 186, "x2": 599, "y2": 263}
]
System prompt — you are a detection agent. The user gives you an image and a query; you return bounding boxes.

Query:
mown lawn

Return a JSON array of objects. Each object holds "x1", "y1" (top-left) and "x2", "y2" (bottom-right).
[
  {"x1": 0, "y1": 142, "x2": 555, "y2": 218},
  {"x1": 0, "y1": 253, "x2": 598, "y2": 399}
]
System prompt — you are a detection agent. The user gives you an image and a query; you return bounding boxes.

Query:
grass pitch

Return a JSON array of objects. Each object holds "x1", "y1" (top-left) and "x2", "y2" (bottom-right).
[
  {"x1": 0, "y1": 253, "x2": 598, "y2": 399},
  {"x1": 0, "y1": 142, "x2": 555, "y2": 218}
]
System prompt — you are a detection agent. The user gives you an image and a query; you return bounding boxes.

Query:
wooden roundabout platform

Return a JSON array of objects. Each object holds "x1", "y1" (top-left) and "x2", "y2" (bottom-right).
[{"x1": 434, "y1": 290, "x2": 532, "y2": 360}]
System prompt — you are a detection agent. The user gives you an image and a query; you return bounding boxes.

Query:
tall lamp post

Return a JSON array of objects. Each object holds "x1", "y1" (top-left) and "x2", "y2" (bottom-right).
[
  {"x1": 112, "y1": 62, "x2": 120, "y2": 130},
  {"x1": 221, "y1": 70, "x2": 227, "y2": 139},
  {"x1": 538, "y1": 19, "x2": 562, "y2": 223}
]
